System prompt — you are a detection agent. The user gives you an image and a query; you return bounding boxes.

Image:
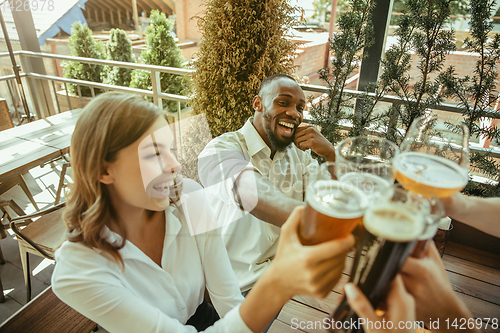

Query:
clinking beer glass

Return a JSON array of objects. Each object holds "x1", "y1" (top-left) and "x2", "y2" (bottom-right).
[
  {"x1": 410, "y1": 190, "x2": 444, "y2": 258},
  {"x1": 300, "y1": 179, "x2": 369, "y2": 245},
  {"x1": 329, "y1": 185, "x2": 430, "y2": 333},
  {"x1": 394, "y1": 114, "x2": 469, "y2": 257},
  {"x1": 394, "y1": 114, "x2": 470, "y2": 198},
  {"x1": 335, "y1": 136, "x2": 399, "y2": 202}
]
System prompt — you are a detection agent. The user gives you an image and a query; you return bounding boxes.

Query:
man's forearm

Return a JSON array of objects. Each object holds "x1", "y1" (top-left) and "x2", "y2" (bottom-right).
[{"x1": 236, "y1": 170, "x2": 303, "y2": 227}]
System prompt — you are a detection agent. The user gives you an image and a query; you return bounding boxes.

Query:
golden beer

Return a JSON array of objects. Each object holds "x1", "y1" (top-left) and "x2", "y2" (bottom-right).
[
  {"x1": 300, "y1": 180, "x2": 368, "y2": 245},
  {"x1": 394, "y1": 152, "x2": 467, "y2": 198}
]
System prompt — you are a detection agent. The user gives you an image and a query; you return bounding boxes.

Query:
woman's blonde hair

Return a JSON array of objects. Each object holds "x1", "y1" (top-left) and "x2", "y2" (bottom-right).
[{"x1": 63, "y1": 92, "x2": 164, "y2": 265}]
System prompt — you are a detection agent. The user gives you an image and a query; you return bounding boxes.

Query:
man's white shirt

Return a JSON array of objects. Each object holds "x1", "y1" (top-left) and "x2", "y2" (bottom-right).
[{"x1": 198, "y1": 117, "x2": 325, "y2": 291}]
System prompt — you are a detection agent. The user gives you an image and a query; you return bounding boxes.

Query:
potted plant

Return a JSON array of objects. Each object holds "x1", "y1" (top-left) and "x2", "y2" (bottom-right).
[{"x1": 59, "y1": 22, "x2": 106, "y2": 111}]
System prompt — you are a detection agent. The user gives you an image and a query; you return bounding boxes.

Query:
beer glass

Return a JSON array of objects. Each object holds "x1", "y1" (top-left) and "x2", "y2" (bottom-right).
[
  {"x1": 394, "y1": 115, "x2": 470, "y2": 198},
  {"x1": 335, "y1": 136, "x2": 399, "y2": 201},
  {"x1": 329, "y1": 186, "x2": 429, "y2": 333},
  {"x1": 300, "y1": 179, "x2": 369, "y2": 245},
  {"x1": 410, "y1": 188, "x2": 444, "y2": 258}
]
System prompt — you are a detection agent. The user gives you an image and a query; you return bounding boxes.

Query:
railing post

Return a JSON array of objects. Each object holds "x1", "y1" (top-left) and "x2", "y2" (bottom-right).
[
  {"x1": 177, "y1": 101, "x2": 183, "y2": 159},
  {"x1": 51, "y1": 81, "x2": 61, "y2": 113},
  {"x1": 11, "y1": 7, "x2": 56, "y2": 118},
  {"x1": 151, "y1": 70, "x2": 162, "y2": 109}
]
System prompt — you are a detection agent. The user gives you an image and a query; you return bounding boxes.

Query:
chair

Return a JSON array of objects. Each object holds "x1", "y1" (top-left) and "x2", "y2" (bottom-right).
[
  {"x1": 0, "y1": 200, "x2": 30, "y2": 303},
  {"x1": 54, "y1": 162, "x2": 71, "y2": 205},
  {"x1": 9, "y1": 202, "x2": 66, "y2": 302},
  {"x1": 0, "y1": 174, "x2": 40, "y2": 211},
  {"x1": 0, "y1": 286, "x2": 98, "y2": 333}
]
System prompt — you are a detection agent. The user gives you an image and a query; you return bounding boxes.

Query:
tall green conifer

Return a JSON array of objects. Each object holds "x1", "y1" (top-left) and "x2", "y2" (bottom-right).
[
  {"x1": 64, "y1": 22, "x2": 106, "y2": 97},
  {"x1": 103, "y1": 28, "x2": 136, "y2": 87},
  {"x1": 190, "y1": 0, "x2": 298, "y2": 137},
  {"x1": 130, "y1": 10, "x2": 187, "y2": 111}
]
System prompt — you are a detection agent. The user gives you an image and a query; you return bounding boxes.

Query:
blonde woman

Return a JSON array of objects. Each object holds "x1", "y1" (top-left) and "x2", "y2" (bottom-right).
[{"x1": 51, "y1": 92, "x2": 354, "y2": 333}]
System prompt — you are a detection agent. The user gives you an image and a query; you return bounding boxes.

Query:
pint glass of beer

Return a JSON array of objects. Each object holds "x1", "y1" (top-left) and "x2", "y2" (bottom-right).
[
  {"x1": 300, "y1": 180, "x2": 369, "y2": 245},
  {"x1": 336, "y1": 136, "x2": 399, "y2": 201},
  {"x1": 395, "y1": 115, "x2": 470, "y2": 198},
  {"x1": 329, "y1": 186, "x2": 428, "y2": 333}
]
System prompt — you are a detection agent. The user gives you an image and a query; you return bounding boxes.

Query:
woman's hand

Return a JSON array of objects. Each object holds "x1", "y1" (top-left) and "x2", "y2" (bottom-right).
[
  {"x1": 267, "y1": 205, "x2": 354, "y2": 299},
  {"x1": 345, "y1": 275, "x2": 416, "y2": 333},
  {"x1": 240, "y1": 206, "x2": 354, "y2": 333}
]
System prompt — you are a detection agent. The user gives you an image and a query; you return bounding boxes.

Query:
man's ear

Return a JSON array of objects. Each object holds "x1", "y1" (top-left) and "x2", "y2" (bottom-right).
[
  {"x1": 252, "y1": 95, "x2": 262, "y2": 113},
  {"x1": 99, "y1": 162, "x2": 114, "y2": 185}
]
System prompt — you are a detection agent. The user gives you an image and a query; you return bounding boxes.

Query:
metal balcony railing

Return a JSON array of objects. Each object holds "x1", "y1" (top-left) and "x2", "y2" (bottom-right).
[{"x1": 0, "y1": 50, "x2": 499, "y2": 163}]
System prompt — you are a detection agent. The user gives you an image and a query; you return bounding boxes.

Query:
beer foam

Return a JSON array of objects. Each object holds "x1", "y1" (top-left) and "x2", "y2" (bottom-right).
[
  {"x1": 394, "y1": 152, "x2": 467, "y2": 189},
  {"x1": 307, "y1": 180, "x2": 368, "y2": 219},
  {"x1": 363, "y1": 203, "x2": 424, "y2": 242}
]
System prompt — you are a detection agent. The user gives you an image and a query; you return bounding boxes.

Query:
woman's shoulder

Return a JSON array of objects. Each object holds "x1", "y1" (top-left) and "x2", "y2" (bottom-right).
[{"x1": 54, "y1": 240, "x2": 116, "y2": 271}]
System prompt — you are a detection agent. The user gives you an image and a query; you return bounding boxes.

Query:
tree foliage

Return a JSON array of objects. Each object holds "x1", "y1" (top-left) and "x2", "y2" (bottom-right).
[
  {"x1": 64, "y1": 22, "x2": 106, "y2": 97},
  {"x1": 190, "y1": 0, "x2": 298, "y2": 137},
  {"x1": 130, "y1": 10, "x2": 187, "y2": 111},
  {"x1": 377, "y1": 0, "x2": 456, "y2": 144},
  {"x1": 311, "y1": 0, "x2": 500, "y2": 196},
  {"x1": 309, "y1": 0, "x2": 376, "y2": 146},
  {"x1": 391, "y1": 0, "x2": 468, "y2": 24},
  {"x1": 103, "y1": 28, "x2": 136, "y2": 87},
  {"x1": 312, "y1": 0, "x2": 350, "y2": 22},
  {"x1": 438, "y1": 0, "x2": 500, "y2": 196}
]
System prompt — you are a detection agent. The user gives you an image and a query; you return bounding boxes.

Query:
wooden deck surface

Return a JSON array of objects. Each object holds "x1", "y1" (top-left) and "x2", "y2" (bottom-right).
[{"x1": 268, "y1": 242, "x2": 500, "y2": 333}]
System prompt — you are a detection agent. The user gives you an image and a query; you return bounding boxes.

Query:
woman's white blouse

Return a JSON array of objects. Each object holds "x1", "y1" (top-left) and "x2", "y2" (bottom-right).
[{"x1": 51, "y1": 179, "x2": 252, "y2": 333}]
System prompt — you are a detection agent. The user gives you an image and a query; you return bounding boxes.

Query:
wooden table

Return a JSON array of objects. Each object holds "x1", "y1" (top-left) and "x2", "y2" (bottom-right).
[
  {"x1": 0, "y1": 110, "x2": 81, "y2": 183},
  {"x1": 0, "y1": 109, "x2": 82, "y2": 152},
  {"x1": 268, "y1": 242, "x2": 500, "y2": 333}
]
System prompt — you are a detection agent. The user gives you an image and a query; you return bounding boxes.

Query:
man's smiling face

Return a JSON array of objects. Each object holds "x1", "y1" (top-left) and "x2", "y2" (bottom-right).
[{"x1": 258, "y1": 77, "x2": 306, "y2": 152}]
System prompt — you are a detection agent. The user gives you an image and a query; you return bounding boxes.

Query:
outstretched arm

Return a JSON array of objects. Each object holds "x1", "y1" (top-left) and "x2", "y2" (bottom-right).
[
  {"x1": 240, "y1": 206, "x2": 354, "y2": 332},
  {"x1": 235, "y1": 170, "x2": 303, "y2": 227},
  {"x1": 440, "y1": 193, "x2": 500, "y2": 238}
]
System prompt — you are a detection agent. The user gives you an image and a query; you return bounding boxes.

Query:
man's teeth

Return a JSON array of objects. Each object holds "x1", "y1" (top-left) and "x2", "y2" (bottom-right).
[{"x1": 279, "y1": 121, "x2": 294, "y2": 129}]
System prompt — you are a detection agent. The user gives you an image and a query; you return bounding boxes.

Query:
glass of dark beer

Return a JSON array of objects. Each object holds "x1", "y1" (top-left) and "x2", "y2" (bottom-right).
[
  {"x1": 300, "y1": 179, "x2": 369, "y2": 245},
  {"x1": 328, "y1": 186, "x2": 429, "y2": 333}
]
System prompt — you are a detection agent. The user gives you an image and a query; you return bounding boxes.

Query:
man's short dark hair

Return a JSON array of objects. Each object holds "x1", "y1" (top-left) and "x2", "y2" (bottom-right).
[{"x1": 257, "y1": 74, "x2": 296, "y2": 96}]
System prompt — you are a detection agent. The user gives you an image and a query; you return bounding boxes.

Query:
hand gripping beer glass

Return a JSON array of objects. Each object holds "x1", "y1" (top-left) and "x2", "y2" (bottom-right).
[
  {"x1": 300, "y1": 164, "x2": 369, "y2": 245},
  {"x1": 335, "y1": 136, "x2": 399, "y2": 201},
  {"x1": 394, "y1": 114, "x2": 470, "y2": 198},
  {"x1": 329, "y1": 186, "x2": 429, "y2": 333}
]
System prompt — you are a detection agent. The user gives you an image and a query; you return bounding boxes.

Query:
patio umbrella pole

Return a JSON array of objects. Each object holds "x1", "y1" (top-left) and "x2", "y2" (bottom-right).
[{"x1": 0, "y1": 8, "x2": 32, "y2": 123}]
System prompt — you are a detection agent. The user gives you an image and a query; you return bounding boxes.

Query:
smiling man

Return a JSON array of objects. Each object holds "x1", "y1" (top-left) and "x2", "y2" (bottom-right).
[{"x1": 198, "y1": 74, "x2": 335, "y2": 294}]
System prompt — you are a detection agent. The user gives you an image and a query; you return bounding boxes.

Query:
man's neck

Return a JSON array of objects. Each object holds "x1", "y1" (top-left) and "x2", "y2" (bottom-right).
[{"x1": 252, "y1": 117, "x2": 276, "y2": 158}]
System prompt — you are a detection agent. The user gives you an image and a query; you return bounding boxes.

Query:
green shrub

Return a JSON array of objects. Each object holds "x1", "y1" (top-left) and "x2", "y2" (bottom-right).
[
  {"x1": 64, "y1": 22, "x2": 106, "y2": 97},
  {"x1": 190, "y1": 0, "x2": 298, "y2": 137},
  {"x1": 130, "y1": 10, "x2": 187, "y2": 112},
  {"x1": 103, "y1": 28, "x2": 135, "y2": 87}
]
